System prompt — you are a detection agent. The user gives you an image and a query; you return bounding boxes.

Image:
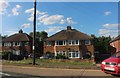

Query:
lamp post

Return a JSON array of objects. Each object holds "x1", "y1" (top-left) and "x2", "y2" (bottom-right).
[{"x1": 33, "y1": 0, "x2": 37, "y2": 65}]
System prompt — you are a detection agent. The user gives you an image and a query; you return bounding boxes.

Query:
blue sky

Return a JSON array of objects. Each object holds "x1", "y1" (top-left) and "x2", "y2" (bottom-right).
[{"x1": 0, "y1": 0, "x2": 119, "y2": 37}]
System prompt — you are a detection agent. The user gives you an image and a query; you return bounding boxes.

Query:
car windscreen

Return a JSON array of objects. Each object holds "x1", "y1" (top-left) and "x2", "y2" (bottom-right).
[{"x1": 111, "y1": 52, "x2": 120, "y2": 58}]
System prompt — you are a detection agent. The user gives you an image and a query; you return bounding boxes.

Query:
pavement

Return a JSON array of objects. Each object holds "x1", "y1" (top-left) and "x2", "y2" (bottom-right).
[{"x1": 1, "y1": 65, "x2": 119, "y2": 78}]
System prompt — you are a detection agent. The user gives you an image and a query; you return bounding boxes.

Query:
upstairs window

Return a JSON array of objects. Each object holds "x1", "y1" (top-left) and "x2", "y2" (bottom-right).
[
  {"x1": 4, "y1": 42, "x2": 11, "y2": 46},
  {"x1": 56, "y1": 41, "x2": 66, "y2": 46},
  {"x1": 13, "y1": 42, "x2": 20, "y2": 46},
  {"x1": 46, "y1": 41, "x2": 52, "y2": 46},
  {"x1": 85, "y1": 40, "x2": 91, "y2": 45},
  {"x1": 68, "y1": 40, "x2": 79, "y2": 45}
]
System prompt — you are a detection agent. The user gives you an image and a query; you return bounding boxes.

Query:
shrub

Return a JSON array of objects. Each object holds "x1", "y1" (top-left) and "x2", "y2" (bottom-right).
[
  {"x1": 1, "y1": 51, "x2": 24, "y2": 60},
  {"x1": 56, "y1": 54, "x2": 66, "y2": 59}
]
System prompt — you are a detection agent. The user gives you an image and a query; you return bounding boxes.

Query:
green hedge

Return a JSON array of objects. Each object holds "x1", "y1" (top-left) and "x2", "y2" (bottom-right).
[
  {"x1": 1, "y1": 52, "x2": 24, "y2": 60},
  {"x1": 56, "y1": 54, "x2": 66, "y2": 59}
]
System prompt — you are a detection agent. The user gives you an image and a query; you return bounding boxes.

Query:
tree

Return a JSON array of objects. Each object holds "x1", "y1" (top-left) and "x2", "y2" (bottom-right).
[
  {"x1": 29, "y1": 31, "x2": 48, "y2": 41},
  {"x1": 91, "y1": 35, "x2": 112, "y2": 54},
  {"x1": 29, "y1": 31, "x2": 48, "y2": 56}
]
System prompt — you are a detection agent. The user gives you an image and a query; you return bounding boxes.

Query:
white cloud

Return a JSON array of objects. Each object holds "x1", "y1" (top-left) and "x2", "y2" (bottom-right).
[
  {"x1": 21, "y1": 23, "x2": 31, "y2": 29},
  {"x1": 104, "y1": 11, "x2": 111, "y2": 16},
  {"x1": 4, "y1": 30, "x2": 17, "y2": 36},
  {"x1": 98, "y1": 29, "x2": 112, "y2": 36},
  {"x1": 66, "y1": 17, "x2": 76, "y2": 25},
  {"x1": 38, "y1": 15, "x2": 65, "y2": 25},
  {"x1": 12, "y1": 4, "x2": 21, "y2": 16},
  {"x1": 25, "y1": 8, "x2": 47, "y2": 22},
  {"x1": 0, "y1": 0, "x2": 9, "y2": 14},
  {"x1": 28, "y1": 16, "x2": 34, "y2": 22},
  {"x1": 98, "y1": 23, "x2": 119, "y2": 37},
  {"x1": 103, "y1": 23, "x2": 119, "y2": 29},
  {"x1": 38, "y1": 15, "x2": 76, "y2": 25},
  {"x1": 45, "y1": 26, "x2": 64, "y2": 33}
]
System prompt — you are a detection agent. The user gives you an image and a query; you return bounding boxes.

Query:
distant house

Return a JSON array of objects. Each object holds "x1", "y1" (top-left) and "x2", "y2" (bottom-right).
[
  {"x1": 110, "y1": 35, "x2": 120, "y2": 52},
  {"x1": 1, "y1": 30, "x2": 33, "y2": 56},
  {"x1": 44, "y1": 26, "x2": 94, "y2": 59}
]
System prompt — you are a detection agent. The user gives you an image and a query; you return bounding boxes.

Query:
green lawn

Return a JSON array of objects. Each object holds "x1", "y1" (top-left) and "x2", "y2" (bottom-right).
[{"x1": 2, "y1": 58, "x2": 99, "y2": 69}]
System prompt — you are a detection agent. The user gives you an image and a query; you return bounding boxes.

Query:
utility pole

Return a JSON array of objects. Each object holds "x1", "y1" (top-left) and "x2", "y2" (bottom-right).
[{"x1": 33, "y1": 0, "x2": 36, "y2": 65}]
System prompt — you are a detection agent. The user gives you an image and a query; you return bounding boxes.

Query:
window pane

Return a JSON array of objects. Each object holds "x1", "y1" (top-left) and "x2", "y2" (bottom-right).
[
  {"x1": 72, "y1": 52, "x2": 75, "y2": 57},
  {"x1": 69, "y1": 52, "x2": 71, "y2": 57}
]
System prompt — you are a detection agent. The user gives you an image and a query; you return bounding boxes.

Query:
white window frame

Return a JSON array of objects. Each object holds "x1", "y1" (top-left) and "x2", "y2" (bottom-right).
[
  {"x1": 4, "y1": 42, "x2": 11, "y2": 46},
  {"x1": 85, "y1": 40, "x2": 91, "y2": 45},
  {"x1": 68, "y1": 51, "x2": 80, "y2": 58},
  {"x1": 46, "y1": 41, "x2": 52, "y2": 46},
  {"x1": 56, "y1": 51, "x2": 66, "y2": 56},
  {"x1": 68, "y1": 40, "x2": 79, "y2": 45},
  {"x1": 13, "y1": 42, "x2": 20, "y2": 46},
  {"x1": 55, "y1": 41, "x2": 66, "y2": 46}
]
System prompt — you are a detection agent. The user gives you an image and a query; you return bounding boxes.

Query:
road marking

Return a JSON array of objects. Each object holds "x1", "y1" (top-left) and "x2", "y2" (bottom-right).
[{"x1": 0, "y1": 72, "x2": 11, "y2": 76}]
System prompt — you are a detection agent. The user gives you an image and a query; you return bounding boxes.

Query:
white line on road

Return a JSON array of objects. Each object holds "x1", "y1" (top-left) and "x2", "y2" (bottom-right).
[{"x1": 0, "y1": 72, "x2": 11, "y2": 76}]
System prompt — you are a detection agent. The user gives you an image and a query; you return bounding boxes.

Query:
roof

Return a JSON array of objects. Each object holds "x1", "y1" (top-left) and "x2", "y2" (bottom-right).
[
  {"x1": 3, "y1": 30, "x2": 32, "y2": 42},
  {"x1": 111, "y1": 35, "x2": 120, "y2": 42},
  {"x1": 46, "y1": 26, "x2": 93, "y2": 41}
]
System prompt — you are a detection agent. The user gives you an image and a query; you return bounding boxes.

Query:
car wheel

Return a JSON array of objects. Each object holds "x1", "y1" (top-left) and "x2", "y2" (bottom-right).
[{"x1": 111, "y1": 74, "x2": 120, "y2": 77}]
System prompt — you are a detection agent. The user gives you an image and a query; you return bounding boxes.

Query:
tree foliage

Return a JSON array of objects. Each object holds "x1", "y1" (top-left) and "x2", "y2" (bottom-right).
[
  {"x1": 91, "y1": 35, "x2": 112, "y2": 54},
  {"x1": 29, "y1": 31, "x2": 48, "y2": 41}
]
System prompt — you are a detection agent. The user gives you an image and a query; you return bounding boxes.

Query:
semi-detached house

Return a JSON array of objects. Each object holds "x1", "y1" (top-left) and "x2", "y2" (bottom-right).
[
  {"x1": 110, "y1": 35, "x2": 120, "y2": 52},
  {"x1": 1, "y1": 30, "x2": 33, "y2": 56},
  {"x1": 44, "y1": 26, "x2": 94, "y2": 60}
]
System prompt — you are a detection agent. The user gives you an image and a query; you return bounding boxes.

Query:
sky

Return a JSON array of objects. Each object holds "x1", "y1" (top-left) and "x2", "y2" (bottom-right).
[{"x1": 0, "y1": 0, "x2": 119, "y2": 38}]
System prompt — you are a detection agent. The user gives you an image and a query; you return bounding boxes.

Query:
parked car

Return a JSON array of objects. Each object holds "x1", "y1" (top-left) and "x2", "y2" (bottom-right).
[
  {"x1": 101, "y1": 51, "x2": 120, "y2": 76},
  {"x1": 40, "y1": 55, "x2": 52, "y2": 59}
]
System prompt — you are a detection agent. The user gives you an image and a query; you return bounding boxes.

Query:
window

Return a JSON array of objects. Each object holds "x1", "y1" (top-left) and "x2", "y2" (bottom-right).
[
  {"x1": 56, "y1": 41, "x2": 66, "y2": 46},
  {"x1": 46, "y1": 41, "x2": 52, "y2": 46},
  {"x1": 68, "y1": 51, "x2": 80, "y2": 58},
  {"x1": 68, "y1": 40, "x2": 79, "y2": 45},
  {"x1": 13, "y1": 42, "x2": 20, "y2": 46},
  {"x1": 85, "y1": 40, "x2": 91, "y2": 45},
  {"x1": 4, "y1": 42, "x2": 11, "y2": 46},
  {"x1": 56, "y1": 51, "x2": 66, "y2": 56}
]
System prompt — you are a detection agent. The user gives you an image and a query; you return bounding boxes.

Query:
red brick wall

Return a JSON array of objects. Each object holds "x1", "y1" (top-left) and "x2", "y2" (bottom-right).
[
  {"x1": 110, "y1": 40, "x2": 120, "y2": 52},
  {"x1": 44, "y1": 43, "x2": 94, "y2": 58}
]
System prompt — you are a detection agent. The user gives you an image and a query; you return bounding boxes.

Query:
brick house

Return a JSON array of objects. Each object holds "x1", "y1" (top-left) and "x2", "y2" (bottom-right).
[
  {"x1": 1, "y1": 30, "x2": 33, "y2": 56},
  {"x1": 110, "y1": 35, "x2": 120, "y2": 52},
  {"x1": 44, "y1": 26, "x2": 94, "y2": 59}
]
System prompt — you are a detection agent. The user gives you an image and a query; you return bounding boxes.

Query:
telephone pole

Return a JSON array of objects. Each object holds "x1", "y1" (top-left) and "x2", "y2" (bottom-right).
[{"x1": 33, "y1": 0, "x2": 37, "y2": 65}]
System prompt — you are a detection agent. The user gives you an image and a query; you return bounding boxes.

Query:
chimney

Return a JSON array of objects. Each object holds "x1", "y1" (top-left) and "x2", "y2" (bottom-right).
[
  {"x1": 67, "y1": 26, "x2": 72, "y2": 30},
  {"x1": 19, "y1": 29, "x2": 23, "y2": 33}
]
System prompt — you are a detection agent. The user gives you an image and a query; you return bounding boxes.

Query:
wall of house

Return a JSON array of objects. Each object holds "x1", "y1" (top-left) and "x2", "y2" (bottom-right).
[
  {"x1": 110, "y1": 40, "x2": 120, "y2": 52},
  {"x1": 44, "y1": 42, "x2": 94, "y2": 59},
  {"x1": 44, "y1": 46, "x2": 54, "y2": 54}
]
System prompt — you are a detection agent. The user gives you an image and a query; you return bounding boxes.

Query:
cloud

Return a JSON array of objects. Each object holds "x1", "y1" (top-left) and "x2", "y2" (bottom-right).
[
  {"x1": 45, "y1": 26, "x2": 64, "y2": 33},
  {"x1": 103, "y1": 23, "x2": 119, "y2": 29},
  {"x1": 38, "y1": 15, "x2": 76, "y2": 25},
  {"x1": 0, "y1": 0, "x2": 9, "y2": 14},
  {"x1": 12, "y1": 4, "x2": 21, "y2": 16},
  {"x1": 25, "y1": 8, "x2": 47, "y2": 22},
  {"x1": 104, "y1": 11, "x2": 111, "y2": 16},
  {"x1": 66, "y1": 17, "x2": 76, "y2": 25},
  {"x1": 4, "y1": 30, "x2": 17, "y2": 36},
  {"x1": 98, "y1": 23, "x2": 119, "y2": 37},
  {"x1": 38, "y1": 15, "x2": 65, "y2": 25},
  {"x1": 21, "y1": 23, "x2": 31, "y2": 29}
]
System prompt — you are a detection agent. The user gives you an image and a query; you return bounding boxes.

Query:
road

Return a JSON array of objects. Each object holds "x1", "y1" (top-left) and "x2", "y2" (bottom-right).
[{"x1": 1, "y1": 65, "x2": 120, "y2": 78}]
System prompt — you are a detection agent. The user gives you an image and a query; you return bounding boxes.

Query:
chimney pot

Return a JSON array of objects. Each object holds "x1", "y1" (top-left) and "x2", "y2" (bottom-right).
[{"x1": 67, "y1": 26, "x2": 72, "y2": 30}]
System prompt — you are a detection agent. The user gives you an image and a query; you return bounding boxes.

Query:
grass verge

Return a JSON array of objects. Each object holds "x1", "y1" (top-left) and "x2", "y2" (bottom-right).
[{"x1": 2, "y1": 58, "x2": 99, "y2": 69}]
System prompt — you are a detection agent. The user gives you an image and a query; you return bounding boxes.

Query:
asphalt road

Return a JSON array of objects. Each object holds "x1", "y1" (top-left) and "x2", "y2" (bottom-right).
[{"x1": 1, "y1": 65, "x2": 120, "y2": 78}]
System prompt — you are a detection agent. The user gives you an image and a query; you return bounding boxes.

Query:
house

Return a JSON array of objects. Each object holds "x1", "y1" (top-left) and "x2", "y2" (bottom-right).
[
  {"x1": 44, "y1": 26, "x2": 94, "y2": 60},
  {"x1": 110, "y1": 35, "x2": 120, "y2": 52},
  {"x1": 1, "y1": 29, "x2": 33, "y2": 56}
]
